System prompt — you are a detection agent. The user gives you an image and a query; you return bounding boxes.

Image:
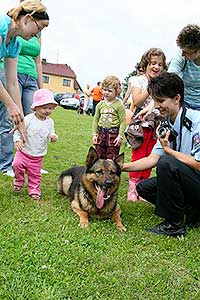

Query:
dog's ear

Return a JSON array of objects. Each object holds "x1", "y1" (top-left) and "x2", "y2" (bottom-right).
[
  {"x1": 85, "y1": 147, "x2": 99, "y2": 169},
  {"x1": 115, "y1": 152, "x2": 124, "y2": 169}
]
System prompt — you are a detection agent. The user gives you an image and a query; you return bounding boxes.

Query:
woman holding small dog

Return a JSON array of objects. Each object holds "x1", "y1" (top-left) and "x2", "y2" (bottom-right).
[
  {"x1": 92, "y1": 75, "x2": 126, "y2": 160},
  {"x1": 12, "y1": 89, "x2": 58, "y2": 200}
]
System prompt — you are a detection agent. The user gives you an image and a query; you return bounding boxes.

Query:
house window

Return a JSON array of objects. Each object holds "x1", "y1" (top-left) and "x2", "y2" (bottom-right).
[
  {"x1": 42, "y1": 75, "x2": 49, "y2": 84},
  {"x1": 63, "y1": 78, "x2": 71, "y2": 87}
]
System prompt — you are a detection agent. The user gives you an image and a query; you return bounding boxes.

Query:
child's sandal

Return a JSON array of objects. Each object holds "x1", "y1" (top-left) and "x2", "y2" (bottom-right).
[
  {"x1": 30, "y1": 194, "x2": 41, "y2": 200},
  {"x1": 14, "y1": 185, "x2": 23, "y2": 192}
]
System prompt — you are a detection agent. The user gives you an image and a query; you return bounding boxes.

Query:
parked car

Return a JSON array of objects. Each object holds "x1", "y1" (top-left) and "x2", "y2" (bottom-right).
[
  {"x1": 60, "y1": 97, "x2": 80, "y2": 110},
  {"x1": 54, "y1": 93, "x2": 63, "y2": 104},
  {"x1": 54, "y1": 92, "x2": 75, "y2": 104}
]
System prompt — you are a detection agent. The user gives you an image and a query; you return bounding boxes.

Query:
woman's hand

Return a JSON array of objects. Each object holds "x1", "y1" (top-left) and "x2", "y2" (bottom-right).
[
  {"x1": 134, "y1": 101, "x2": 154, "y2": 121},
  {"x1": 7, "y1": 102, "x2": 23, "y2": 125},
  {"x1": 156, "y1": 126, "x2": 171, "y2": 151},
  {"x1": 134, "y1": 106, "x2": 151, "y2": 121}
]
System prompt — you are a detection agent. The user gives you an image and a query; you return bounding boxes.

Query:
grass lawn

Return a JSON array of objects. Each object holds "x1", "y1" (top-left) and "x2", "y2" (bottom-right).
[{"x1": 0, "y1": 107, "x2": 200, "y2": 300}]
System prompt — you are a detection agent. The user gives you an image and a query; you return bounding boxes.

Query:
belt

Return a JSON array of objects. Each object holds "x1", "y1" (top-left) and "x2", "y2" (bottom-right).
[{"x1": 98, "y1": 127, "x2": 119, "y2": 133}]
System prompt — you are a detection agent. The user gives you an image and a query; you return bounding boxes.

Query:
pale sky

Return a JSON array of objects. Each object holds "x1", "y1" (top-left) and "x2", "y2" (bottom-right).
[{"x1": 1, "y1": 0, "x2": 200, "y2": 89}]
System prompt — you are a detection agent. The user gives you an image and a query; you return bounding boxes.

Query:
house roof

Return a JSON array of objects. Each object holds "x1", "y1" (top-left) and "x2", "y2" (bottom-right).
[{"x1": 42, "y1": 60, "x2": 76, "y2": 78}]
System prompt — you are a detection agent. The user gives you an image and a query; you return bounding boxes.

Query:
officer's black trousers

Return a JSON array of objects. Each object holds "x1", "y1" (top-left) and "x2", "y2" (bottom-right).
[{"x1": 136, "y1": 154, "x2": 200, "y2": 223}]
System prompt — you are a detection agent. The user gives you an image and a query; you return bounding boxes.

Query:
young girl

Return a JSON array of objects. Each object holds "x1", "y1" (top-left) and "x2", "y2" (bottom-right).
[
  {"x1": 128, "y1": 48, "x2": 167, "y2": 201},
  {"x1": 92, "y1": 75, "x2": 126, "y2": 160},
  {"x1": 12, "y1": 89, "x2": 58, "y2": 200}
]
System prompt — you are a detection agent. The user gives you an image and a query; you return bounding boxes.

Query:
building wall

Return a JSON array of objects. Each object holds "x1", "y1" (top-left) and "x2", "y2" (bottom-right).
[{"x1": 42, "y1": 73, "x2": 77, "y2": 94}]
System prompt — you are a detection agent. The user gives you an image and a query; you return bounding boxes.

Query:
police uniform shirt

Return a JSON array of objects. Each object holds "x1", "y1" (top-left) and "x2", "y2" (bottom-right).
[{"x1": 152, "y1": 107, "x2": 200, "y2": 161}]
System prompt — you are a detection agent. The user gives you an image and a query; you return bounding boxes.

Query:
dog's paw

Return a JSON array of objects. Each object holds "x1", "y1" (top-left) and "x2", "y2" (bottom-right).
[
  {"x1": 117, "y1": 225, "x2": 127, "y2": 232},
  {"x1": 79, "y1": 221, "x2": 89, "y2": 229}
]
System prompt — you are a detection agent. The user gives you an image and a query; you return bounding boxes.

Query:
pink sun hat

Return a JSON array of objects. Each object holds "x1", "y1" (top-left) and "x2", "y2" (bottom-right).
[{"x1": 31, "y1": 88, "x2": 58, "y2": 111}]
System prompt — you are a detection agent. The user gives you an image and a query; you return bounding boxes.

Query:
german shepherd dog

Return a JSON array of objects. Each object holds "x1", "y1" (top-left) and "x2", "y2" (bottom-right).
[{"x1": 57, "y1": 147, "x2": 126, "y2": 231}]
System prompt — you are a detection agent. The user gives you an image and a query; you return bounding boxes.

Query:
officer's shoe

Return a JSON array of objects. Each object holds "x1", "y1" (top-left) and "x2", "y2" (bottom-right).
[{"x1": 146, "y1": 220, "x2": 186, "y2": 237}]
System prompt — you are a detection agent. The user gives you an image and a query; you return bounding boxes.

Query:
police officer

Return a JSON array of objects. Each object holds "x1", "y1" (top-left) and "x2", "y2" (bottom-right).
[{"x1": 123, "y1": 72, "x2": 200, "y2": 237}]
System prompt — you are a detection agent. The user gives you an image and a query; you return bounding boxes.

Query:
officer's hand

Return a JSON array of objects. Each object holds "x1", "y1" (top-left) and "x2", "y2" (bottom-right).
[{"x1": 158, "y1": 129, "x2": 171, "y2": 151}]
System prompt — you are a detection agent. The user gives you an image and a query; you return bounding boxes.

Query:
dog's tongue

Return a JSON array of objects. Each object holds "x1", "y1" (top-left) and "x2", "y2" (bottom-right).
[{"x1": 96, "y1": 186, "x2": 104, "y2": 209}]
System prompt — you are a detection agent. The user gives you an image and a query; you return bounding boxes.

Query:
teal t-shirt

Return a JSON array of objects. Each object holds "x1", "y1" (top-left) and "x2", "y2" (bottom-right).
[
  {"x1": 0, "y1": 59, "x2": 3, "y2": 70},
  {"x1": 0, "y1": 15, "x2": 21, "y2": 69},
  {"x1": 169, "y1": 50, "x2": 200, "y2": 109},
  {"x1": 17, "y1": 35, "x2": 41, "y2": 79}
]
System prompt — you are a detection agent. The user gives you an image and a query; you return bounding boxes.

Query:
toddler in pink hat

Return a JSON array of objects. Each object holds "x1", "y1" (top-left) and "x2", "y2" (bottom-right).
[
  {"x1": 31, "y1": 88, "x2": 58, "y2": 110},
  {"x1": 12, "y1": 89, "x2": 58, "y2": 200}
]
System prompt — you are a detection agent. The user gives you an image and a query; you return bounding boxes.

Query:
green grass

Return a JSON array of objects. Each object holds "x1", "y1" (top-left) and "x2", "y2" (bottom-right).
[{"x1": 0, "y1": 107, "x2": 200, "y2": 300}]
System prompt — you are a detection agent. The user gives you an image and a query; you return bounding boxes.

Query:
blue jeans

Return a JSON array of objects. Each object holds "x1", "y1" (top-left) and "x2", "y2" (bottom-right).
[
  {"x1": 18, "y1": 73, "x2": 38, "y2": 115},
  {"x1": 0, "y1": 71, "x2": 14, "y2": 172}
]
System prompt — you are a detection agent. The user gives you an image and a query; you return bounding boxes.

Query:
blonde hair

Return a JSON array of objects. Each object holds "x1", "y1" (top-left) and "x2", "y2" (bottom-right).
[
  {"x1": 102, "y1": 76, "x2": 121, "y2": 96},
  {"x1": 8, "y1": 0, "x2": 47, "y2": 21}
]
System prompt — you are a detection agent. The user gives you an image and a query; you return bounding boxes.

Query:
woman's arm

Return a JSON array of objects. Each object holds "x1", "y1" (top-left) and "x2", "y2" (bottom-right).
[
  {"x1": 123, "y1": 153, "x2": 160, "y2": 172},
  {"x1": 2, "y1": 57, "x2": 23, "y2": 124},
  {"x1": 165, "y1": 147, "x2": 200, "y2": 171},
  {"x1": 168, "y1": 52, "x2": 185, "y2": 75},
  {"x1": 134, "y1": 100, "x2": 155, "y2": 121},
  {"x1": 35, "y1": 55, "x2": 43, "y2": 88},
  {"x1": 159, "y1": 130, "x2": 200, "y2": 171},
  {"x1": 122, "y1": 82, "x2": 132, "y2": 105},
  {"x1": 4, "y1": 57, "x2": 23, "y2": 113},
  {"x1": 35, "y1": 36, "x2": 43, "y2": 88},
  {"x1": 132, "y1": 86, "x2": 149, "y2": 107}
]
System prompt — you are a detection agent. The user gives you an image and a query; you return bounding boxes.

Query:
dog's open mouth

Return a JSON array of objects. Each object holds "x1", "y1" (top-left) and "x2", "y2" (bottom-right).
[{"x1": 95, "y1": 184, "x2": 111, "y2": 209}]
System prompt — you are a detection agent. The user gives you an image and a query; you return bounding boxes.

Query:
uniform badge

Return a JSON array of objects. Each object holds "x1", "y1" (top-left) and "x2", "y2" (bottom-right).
[{"x1": 192, "y1": 132, "x2": 200, "y2": 149}]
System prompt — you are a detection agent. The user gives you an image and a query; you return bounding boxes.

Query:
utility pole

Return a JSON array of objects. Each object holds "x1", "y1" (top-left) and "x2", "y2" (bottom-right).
[{"x1": 56, "y1": 49, "x2": 59, "y2": 63}]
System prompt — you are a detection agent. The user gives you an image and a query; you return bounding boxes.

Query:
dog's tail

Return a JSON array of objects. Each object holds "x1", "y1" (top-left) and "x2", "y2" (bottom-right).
[{"x1": 57, "y1": 173, "x2": 72, "y2": 195}]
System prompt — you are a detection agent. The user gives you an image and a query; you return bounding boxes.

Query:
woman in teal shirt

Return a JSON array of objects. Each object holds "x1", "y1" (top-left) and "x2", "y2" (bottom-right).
[{"x1": 0, "y1": 0, "x2": 49, "y2": 175}]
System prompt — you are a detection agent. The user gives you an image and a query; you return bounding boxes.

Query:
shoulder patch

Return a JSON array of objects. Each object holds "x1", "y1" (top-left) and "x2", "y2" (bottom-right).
[{"x1": 192, "y1": 132, "x2": 200, "y2": 149}]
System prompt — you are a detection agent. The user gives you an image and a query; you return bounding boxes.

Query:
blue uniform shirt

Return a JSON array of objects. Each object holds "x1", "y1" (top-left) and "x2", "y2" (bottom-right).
[
  {"x1": 152, "y1": 107, "x2": 200, "y2": 161},
  {"x1": 0, "y1": 15, "x2": 21, "y2": 60}
]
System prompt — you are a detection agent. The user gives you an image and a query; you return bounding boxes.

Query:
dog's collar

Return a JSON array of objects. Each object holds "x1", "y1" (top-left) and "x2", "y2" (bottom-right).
[{"x1": 83, "y1": 190, "x2": 94, "y2": 203}]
